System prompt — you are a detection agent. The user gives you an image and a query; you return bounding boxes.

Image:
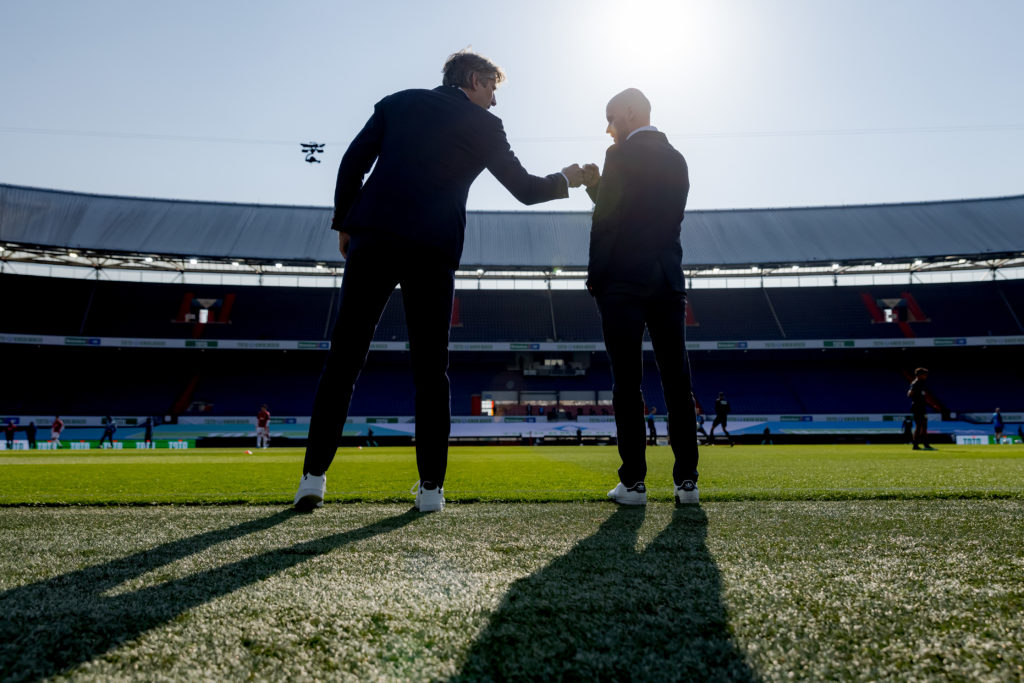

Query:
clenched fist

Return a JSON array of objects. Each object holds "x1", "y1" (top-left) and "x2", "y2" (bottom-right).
[{"x1": 562, "y1": 164, "x2": 584, "y2": 188}]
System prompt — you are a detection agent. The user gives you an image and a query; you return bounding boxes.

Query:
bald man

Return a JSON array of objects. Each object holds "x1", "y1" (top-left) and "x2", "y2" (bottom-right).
[{"x1": 582, "y1": 88, "x2": 699, "y2": 506}]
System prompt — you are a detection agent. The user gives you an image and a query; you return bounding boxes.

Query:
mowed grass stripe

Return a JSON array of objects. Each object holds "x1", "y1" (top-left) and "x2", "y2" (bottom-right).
[
  {"x1": 1, "y1": 445, "x2": 1023, "y2": 504},
  {"x1": 0, "y1": 502, "x2": 1021, "y2": 681}
]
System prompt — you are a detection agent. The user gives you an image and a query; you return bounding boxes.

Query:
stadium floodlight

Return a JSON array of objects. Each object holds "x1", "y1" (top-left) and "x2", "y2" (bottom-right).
[
  {"x1": 315, "y1": 264, "x2": 324, "y2": 270},
  {"x1": 189, "y1": 258, "x2": 198, "y2": 265},
  {"x1": 144, "y1": 257, "x2": 153, "y2": 263},
  {"x1": 751, "y1": 265, "x2": 759, "y2": 272},
  {"x1": 712, "y1": 267, "x2": 720, "y2": 273},
  {"x1": 231, "y1": 261, "x2": 240, "y2": 267},
  {"x1": 831, "y1": 263, "x2": 840, "y2": 270},
  {"x1": 874, "y1": 262, "x2": 882, "y2": 267},
  {"x1": 958, "y1": 258, "x2": 967, "y2": 264},
  {"x1": 275, "y1": 263, "x2": 283, "y2": 269},
  {"x1": 791, "y1": 265, "x2": 800, "y2": 271},
  {"x1": 476, "y1": 268, "x2": 484, "y2": 275},
  {"x1": 913, "y1": 259, "x2": 923, "y2": 267},
  {"x1": 69, "y1": 252, "x2": 78, "y2": 258}
]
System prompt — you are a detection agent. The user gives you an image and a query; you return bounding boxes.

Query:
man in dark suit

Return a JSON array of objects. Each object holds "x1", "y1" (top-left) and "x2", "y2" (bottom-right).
[
  {"x1": 295, "y1": 50, "x2": 585, "y2": 512},
  {"x1": 582, "y1": 88, "x2": 699, "y2": 506}
]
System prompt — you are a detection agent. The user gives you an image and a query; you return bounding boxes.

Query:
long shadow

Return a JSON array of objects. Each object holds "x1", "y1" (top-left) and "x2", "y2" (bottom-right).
[
  {"x1": 0, "y1": 507, "x2": 419, "y2": 682},
  {"x1": 454, "y1": 506, "x2": 757, "y2": 681}
]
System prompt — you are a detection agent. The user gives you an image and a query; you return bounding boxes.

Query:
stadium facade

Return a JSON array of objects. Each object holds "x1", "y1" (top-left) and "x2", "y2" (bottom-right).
[{"x1": 1, "y1": 183, "x2": 1022, "y2": 446}]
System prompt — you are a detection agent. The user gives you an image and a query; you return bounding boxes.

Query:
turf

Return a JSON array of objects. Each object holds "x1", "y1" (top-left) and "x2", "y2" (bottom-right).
[
  {"x1": 0, "y1": 502, "x2": 1021, "y2": 681},
  {"x1": 2, "y1": 445, "x2": 1022, "y2": 680},
  {"x1": 2, "y1": 444, "x2": 1023, "y2": 505}
]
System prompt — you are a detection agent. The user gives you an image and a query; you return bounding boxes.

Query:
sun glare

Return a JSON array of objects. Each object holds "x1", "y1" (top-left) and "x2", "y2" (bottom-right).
[
  {"x1": 613, "y1": 0, "x2": 720, "y2": 68},
  {"x1": 568, "y1": 0, "x2": 741, "y2": 115}
]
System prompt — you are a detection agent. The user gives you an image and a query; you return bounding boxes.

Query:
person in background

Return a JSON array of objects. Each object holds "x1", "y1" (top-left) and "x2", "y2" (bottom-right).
[
  {"x1": 256, "y1": 405, "x2": 271, "y2": 450},
  {"x1": 144, "y1": 416, "x2": 154, "y2": 448},
  {"x1": 5, "y1": 420, "x2": 15, "y2": 449},
  {"x1": 709, "y1": 392, "x2": 734, "y2": 446},
  {"x1": 26, "y1": 421, "x2": 37, "y2": 450},
  {"x1": 902, "y1": 415, "x2": 914, "y2": 444},
  {"x1": 51, "y1": 415, "x2": 64, "y2": 448},
  {"x1": 695, "y1": 408, "x2": 709, "y2": 444},
  {"x1": 992, "y1": 407, "x2": 1005, "y2": 443},
  {"x1": 908, "y1": 368, "x2": 941, "y2": 451},
  {"x1": 646, "y1": 407, "x2": 658, "y2": 446},
  {"x1": 97, "y1": 416, "x2": 117, "y2": 448}
]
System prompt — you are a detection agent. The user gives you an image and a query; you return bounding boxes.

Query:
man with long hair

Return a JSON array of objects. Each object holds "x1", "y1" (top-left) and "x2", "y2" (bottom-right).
[{"x1": 295, "y1": 50, "x2": 584, "y2": 511}]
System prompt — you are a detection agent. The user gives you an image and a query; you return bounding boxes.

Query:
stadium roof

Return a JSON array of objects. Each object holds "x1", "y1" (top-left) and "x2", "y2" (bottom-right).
[{"x1": 1, "y1": 183, "x2": 1022, "y2": 270}]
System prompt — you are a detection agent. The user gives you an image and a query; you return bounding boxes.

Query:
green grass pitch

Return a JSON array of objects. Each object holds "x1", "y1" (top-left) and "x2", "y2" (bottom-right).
[
  {"x1": 1, "y1": 445, "x2": 1022, "y2": 680},
  {"x1": 2, "y1": 444, "x2": 1023, "y2": 504}
]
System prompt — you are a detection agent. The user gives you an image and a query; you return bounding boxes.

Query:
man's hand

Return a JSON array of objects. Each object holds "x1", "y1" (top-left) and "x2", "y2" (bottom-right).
[
  {"x1": 582, "y1": 163, "x2": 600, "y2": 188},
  {"x1": 562, "y1": 164, "x2": 584, "y2": 188},
  {"x1": 338, "y1": 231, "x2": 351, "y2": 259}
]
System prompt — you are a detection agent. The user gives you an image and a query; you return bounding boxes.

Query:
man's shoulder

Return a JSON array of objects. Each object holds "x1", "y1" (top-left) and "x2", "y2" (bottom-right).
[
  {"x1": 626, "y1": 131, "x2": 685, "y2": 161},
  {"x1": 378, "y1": 88, "x2": 438, "y2": 106},
  {"x1": 387, "y1": 86, "x2": 502, "y2": 126},
  {"x1": 391, "y1": 87, "x2": 439, "y2": 97}
]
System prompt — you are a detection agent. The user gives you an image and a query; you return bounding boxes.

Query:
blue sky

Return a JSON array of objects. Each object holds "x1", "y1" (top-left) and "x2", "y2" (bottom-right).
[{"x1": 1, "y1": 0, "x2": 1022, "y2": 211}]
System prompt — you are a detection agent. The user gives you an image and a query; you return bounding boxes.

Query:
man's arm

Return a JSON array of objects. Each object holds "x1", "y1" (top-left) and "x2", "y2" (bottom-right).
[
  {"x1": 484, "y1": 120, "x2": 575, "y2": 204},
  {"x1": 587, "y1": 146, "x2": 626, "y2": 291},
  {"x1": 591, "y1": 146, "x2": 627, "y2": 229},
  {"x1": 583, "y1": 163, "x2": 600, "y2": 202},
  {"x1": 332, "y1": 103, "x2": 386, "y2": 230}
]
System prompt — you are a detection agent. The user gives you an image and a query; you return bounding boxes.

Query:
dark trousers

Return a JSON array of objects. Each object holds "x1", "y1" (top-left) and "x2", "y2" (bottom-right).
[
  {"x1": 303, "y1": 235, "x2": 455, "y2": 485},
  {"x1": 596, "y1": 290, "x2": 699, "y2": 486},
  {"x1": 710, "y1": 415, "x2": 732, "y2": 442},
  {"x1": 913, "y1": 411, "x2": 928, "y2": 446}
]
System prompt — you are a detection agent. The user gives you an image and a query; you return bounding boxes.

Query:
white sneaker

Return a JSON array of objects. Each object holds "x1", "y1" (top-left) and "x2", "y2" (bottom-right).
[
  {"x1": 607, "y1": 481, "x2": 647, "y2": 506},
  {"x1": 674, "y1": 480, "x2": 699, "y2": 505},
  {"x1": 294, "y1": 473, "x2": 326, "y2": 509},
  {"x1": 411, "y1": 480, "x2": 445, "y2": 512}
]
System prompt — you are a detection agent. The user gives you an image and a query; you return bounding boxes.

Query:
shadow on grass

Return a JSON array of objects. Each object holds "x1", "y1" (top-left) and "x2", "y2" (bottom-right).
[
  {"x1": 454, "y1": 506, "x2": 757, "y2": 681},
  {"x1": 0, "y1": 507, "x2": 419, "y2": 682}
]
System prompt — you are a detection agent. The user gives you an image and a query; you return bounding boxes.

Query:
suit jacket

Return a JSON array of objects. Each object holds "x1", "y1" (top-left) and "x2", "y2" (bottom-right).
[
  {"x1": 333, "y1": 85, "x2": 568, "y2": 269},
  {"x1": 585, "y1": 130, "x2": 689, "y2": 296}
]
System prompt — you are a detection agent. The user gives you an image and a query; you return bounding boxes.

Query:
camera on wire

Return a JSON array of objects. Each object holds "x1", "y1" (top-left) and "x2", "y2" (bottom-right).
[{"x1": 301, "y1": 142, "x2": 325, "y2": 163}]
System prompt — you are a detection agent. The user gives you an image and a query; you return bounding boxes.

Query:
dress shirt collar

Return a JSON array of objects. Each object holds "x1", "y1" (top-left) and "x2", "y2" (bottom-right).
[{"x1": 626, "y1": 125, "x2": 659, "y2": 141}]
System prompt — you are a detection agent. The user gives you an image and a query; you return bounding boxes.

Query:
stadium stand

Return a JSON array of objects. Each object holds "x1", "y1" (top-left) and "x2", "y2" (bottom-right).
[
  {"x1": 5, "y1": 273, "x2": 1023, "y2": 343},
  {"x1": 4, "y1": 340, "x2": 1021, "y2": 419},
  {"x1": 2, "y1": 184, "x2": 1022, "y2": 431}
]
